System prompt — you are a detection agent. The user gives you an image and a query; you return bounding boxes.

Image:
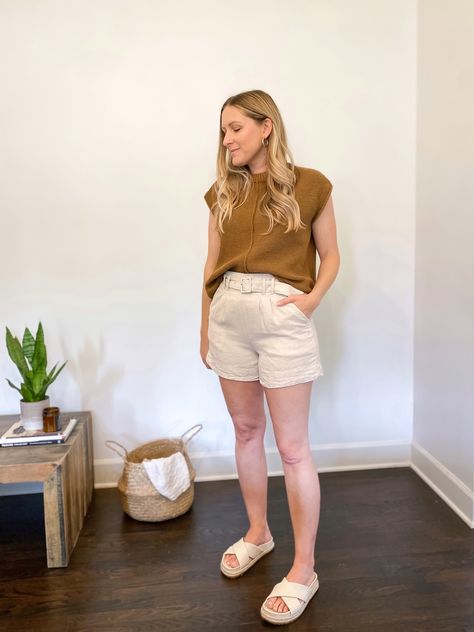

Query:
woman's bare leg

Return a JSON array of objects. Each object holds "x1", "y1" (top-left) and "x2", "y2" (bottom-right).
[
  {"x1": 218, "y1": 377, "x2": 272, "y2": 568},
  {"x1": 263, "y1": 380, "x2": 320, "y2": 613}
]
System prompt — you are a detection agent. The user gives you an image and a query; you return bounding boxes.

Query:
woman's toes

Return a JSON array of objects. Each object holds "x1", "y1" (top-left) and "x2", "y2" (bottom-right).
[
  {"x1": 224, "y1": 553, "x2": 239, "y2": 568},
  {"x1": 266, "y1": 597, "x2": 287, "y2": 612},
  {"x1": 265, "y1": 596, "x2": 290, "y2": 613}
]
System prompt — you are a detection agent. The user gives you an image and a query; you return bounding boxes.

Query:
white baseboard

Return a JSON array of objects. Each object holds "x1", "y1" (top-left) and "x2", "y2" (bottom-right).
[
  {"x1": 2, "y1": 439, "x2": 472, "y2": 529},
  {"x1": 1, "y1": 440, "x2": 409, "y2": 495},
  {"x1": 411, "y1": 441, "x2": 474, "y2": 528},
  {"x1": 93, "y1": 439, "x2": 411, "y2": 486}
]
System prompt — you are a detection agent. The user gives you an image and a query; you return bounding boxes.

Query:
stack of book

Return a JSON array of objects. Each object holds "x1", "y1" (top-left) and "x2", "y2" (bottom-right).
[{"x1": 0, "y1": 417, "x2": 78, "y2": 448}]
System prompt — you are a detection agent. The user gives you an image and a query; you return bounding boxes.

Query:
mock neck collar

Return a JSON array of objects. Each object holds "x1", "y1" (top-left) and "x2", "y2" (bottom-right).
[{"x1": 249, "y1": 170, "x2": 267, "y2": 182}]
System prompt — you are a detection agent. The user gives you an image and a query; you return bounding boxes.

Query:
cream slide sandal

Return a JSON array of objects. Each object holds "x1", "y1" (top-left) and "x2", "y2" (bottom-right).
[
  {"x1": 260, "y1": 572, "x2": 319, "y2": 625},
  {"x1": 220, "y1": 536, "x2": 275, "y2": 578}
]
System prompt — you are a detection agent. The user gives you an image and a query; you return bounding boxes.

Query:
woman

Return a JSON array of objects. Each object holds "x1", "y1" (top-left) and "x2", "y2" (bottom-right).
[{"x1": 200, "y1": 89, "x2": 340, "y2": 625}]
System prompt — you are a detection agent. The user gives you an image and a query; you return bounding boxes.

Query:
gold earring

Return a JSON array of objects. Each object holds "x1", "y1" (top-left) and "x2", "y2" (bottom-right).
[{"x1": 261, "y1": 137, "x2": 269, "y2": 147}]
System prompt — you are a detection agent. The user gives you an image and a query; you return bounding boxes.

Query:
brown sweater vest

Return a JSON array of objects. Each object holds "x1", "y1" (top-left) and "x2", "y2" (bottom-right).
[{"x1": 203, "y1": 165, "x2": 332, "y2": 299}]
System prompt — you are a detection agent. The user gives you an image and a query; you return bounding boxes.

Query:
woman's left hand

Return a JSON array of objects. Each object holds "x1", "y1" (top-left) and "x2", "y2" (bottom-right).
[{"x1": 276, "y1": 294, "x2": 320, "y2": 319}]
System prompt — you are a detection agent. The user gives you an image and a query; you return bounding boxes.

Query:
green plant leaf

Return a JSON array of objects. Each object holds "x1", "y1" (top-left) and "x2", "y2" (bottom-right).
[
  {"x1": 32, "y1": 369, "x2": 46, "y2": 395},
  {"x1": 46, "y1": 362, "x2": 58, "y2": 382},
  {"x1": 5, "y1": 378, "x2": 22, "y2": 395},
  {"x1": 20, "y1": 382, "x2": 35, "y2": 401},
  {"x1": 32, "y1": 322, "x2": 47, "y2": 374},
  {"x1": 5, "y1": 328, "x2": 30, "y2": 380},
  {"x1": 22, "y1": 328, "x2": 35, "y2": 364},
  {"x1": 43, "y1": 360, "x2": 67, "y2": 393},
  {"x1": 52, "y1": 360, "x2": 67, "y2": 381}
]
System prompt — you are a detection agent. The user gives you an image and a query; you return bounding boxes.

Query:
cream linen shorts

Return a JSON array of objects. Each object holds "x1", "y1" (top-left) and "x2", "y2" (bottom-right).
[{"x1": 206, "y1": 271, "x2": 324, "y2": 388}]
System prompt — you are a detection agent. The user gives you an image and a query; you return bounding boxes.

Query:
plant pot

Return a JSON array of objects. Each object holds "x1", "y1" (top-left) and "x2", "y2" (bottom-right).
[{"x1": 20, "y1": 397, "x2": 50, "y2": 431}]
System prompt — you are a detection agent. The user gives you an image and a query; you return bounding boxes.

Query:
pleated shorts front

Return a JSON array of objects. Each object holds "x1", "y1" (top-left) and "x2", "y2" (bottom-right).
[{"x1": 206, "y1": 271, "x2": 324, "y2": 389}]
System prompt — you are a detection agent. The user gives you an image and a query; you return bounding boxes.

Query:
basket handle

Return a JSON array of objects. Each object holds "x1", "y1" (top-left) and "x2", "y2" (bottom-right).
[
  {"x1": 105, "y1": 440, "x2": 129, "y2": 461},
  {"x1": 180, "y1": 423, "x2": 203, "y2": 446}
]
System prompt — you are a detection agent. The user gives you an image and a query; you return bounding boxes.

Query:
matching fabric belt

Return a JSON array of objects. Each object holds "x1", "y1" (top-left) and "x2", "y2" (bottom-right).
[{"x1": 223, "y1": 271, "x2": 299, "y2": 297}]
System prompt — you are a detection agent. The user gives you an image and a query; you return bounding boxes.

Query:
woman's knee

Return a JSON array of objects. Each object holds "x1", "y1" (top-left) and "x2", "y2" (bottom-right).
[
  {"x1": 277, "y1": 441, "x2": 312, "y2": 465},
  {"x1": 231, "y1": 413, "x2": 266, "y2": 444}
]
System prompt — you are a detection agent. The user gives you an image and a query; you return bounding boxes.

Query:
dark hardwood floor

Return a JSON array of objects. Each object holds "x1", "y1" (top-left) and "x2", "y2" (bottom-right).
[{"x1": 0, "y1": 467, "x2": 473, "y2": 631}]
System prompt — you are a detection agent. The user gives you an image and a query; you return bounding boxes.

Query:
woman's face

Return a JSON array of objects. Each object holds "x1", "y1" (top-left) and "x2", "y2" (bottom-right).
[{"x1": 221, "y1": 105, "x2": 269, "y2": 172}]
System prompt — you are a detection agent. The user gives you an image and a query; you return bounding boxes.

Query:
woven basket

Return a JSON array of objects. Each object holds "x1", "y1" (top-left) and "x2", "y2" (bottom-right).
[{"x1": 105, "y1": 423, "x2": 202, "y2": 522}]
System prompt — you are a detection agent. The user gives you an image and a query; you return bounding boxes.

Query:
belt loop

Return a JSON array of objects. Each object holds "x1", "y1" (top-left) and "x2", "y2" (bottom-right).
[
  {"x1": 241, "y1": 277, "x2": 252, "y2": 293},
  {"x1": 270, "y1": 277, "x2": 275, "y2": 294}
]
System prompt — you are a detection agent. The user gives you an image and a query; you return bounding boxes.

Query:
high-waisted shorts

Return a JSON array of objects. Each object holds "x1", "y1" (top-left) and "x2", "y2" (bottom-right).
[{"x1": 206, "y1": 271, "x2": 324, "y2": 388}]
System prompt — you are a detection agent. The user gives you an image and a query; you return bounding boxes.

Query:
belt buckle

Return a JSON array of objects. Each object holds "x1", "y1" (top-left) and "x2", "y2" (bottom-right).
[{"x1": 241, "y1": 277, "x2": 252, "y2": 293}]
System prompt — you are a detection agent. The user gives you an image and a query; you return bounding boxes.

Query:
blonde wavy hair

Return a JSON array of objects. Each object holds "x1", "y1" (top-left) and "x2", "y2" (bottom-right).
[{"x1": 210, "y1": 89, "x2": 306, "y2": 235}]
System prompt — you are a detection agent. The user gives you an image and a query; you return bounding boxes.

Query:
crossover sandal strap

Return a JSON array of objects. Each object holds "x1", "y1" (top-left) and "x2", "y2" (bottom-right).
[
  {"x1": 265, "y1": 577, "x2": 313, "y2": 615},
  {"x1": 224, "y1": 537, "x2": 266, "y2": 567}
]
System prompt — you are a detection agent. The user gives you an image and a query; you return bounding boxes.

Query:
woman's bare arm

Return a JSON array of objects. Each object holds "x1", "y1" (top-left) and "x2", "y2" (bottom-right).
[
  {"x1": 307, "y1": 195, "x2": 340, "y2": 308},
  {"x1": 276, "y1": 195, "x2": 340, "y2": 316},
  {"x1": 201, "y1": 210, "x2": 221, "y2": 340}
]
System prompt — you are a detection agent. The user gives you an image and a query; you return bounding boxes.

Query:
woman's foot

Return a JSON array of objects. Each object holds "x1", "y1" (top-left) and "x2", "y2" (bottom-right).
[
  {"x1": 223, "y1": 526, "x2": 273, "y2": 569},
  {"x1": 264, "y1": 564, "x2": 316, "y2": 613}
]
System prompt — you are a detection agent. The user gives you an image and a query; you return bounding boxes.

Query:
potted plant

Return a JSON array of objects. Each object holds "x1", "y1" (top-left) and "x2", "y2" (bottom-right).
[{"x1": 5, "y1": 322, "x2": 67, "y2": 430}]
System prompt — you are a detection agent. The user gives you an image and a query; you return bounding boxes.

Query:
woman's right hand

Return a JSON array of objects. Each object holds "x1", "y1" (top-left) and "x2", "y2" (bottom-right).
[{"x1": 200, "y1": 335, "x2": 212, "y2": 369}]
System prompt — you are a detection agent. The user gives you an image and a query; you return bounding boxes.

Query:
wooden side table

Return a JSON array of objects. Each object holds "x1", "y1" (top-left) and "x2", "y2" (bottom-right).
[{"x1": 0, "y1": 411, "x2": 94, "y2": 567}]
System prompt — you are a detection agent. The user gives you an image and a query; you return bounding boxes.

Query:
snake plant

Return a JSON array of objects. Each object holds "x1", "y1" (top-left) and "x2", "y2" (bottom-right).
[{"x1": 5, "y1": 322, "x2": 67, "y2": 402}]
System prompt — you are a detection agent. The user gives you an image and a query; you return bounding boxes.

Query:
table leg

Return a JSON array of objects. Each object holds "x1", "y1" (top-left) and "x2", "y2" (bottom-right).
[
  {"x1": 42, "y1": 421, "x2": 94, "y2": 568},
  {"x1": 43, "y1": 466, "x2": 68, "y2": 567}
]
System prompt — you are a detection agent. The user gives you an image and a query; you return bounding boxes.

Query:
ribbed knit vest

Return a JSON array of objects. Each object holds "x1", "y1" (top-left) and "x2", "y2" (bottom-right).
[{"x1": 203, "y1": 165, "x2": 332, "y2": 299}]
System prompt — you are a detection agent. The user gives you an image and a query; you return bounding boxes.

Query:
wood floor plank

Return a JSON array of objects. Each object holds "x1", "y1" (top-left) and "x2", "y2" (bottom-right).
[{"x1": 0, "y1": 467, "x2": 473, "y2": 631}]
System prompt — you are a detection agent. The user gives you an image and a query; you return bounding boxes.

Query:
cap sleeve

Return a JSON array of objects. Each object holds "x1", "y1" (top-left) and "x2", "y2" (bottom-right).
[
  {"x1": 313, "y1": 171, "x2": 333, "y2": 221},
  {"x1": 204, "y1": 181, "x2": 217, "y2": 215}
]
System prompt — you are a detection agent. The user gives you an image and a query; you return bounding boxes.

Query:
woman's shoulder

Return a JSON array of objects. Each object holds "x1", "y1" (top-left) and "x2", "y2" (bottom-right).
[
  {"x1": 294, "y1": 164, "x2": 332, "y2": 187},
  {"x1": 204, "y1": 179, "x2": 218, "y2": 211},
  {"x1": 293, "y1": 165, "x2": 333, "y2": 219}
]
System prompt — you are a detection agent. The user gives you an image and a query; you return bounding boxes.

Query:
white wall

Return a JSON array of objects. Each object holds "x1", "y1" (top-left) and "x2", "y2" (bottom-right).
[
  {"x1": 413, "y1": 0, "x2": 474, "y2": 524},
  {"x1": 1, "y1": 3, "x2": 417, "y2": 487}
]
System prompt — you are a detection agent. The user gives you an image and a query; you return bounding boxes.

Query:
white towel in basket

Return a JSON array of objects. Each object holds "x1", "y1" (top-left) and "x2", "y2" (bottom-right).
[{"x1": 143, "y1": 452, "x2": 191, "y2": 501}]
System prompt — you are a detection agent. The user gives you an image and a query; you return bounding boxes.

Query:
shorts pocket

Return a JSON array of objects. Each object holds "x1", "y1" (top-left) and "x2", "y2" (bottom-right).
[
  {"x1": 287, "y1": 300, "x2": 311, "y2": 321},
  {"x1": 209, "y1": 283, "x2": 227, "y2": 321},
  {"x1": 210, "y1": 282, "x2": 225, "y2": 304}
]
